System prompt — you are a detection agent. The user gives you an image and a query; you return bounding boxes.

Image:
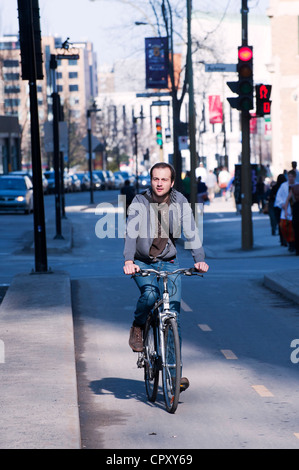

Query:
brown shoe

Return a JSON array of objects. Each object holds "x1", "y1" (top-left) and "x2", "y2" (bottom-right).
[{"x1": 129, "y1": 326, "x2": 143, "y2": 352}]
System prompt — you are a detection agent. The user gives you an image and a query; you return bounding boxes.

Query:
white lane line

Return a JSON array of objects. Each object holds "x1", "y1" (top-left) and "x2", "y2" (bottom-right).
[
  {"x1": 252, "y1": 385, "x2": 274, "y2": 397},
  {"x1": 198, "y1": 324, "x2": 212, "y2": 331},
  {"x1": 221, "y1": 349, "x2": 238, "y2": 360},
  {"x1": 181, "y1": 299, "x2": 192, "y2": 312}
]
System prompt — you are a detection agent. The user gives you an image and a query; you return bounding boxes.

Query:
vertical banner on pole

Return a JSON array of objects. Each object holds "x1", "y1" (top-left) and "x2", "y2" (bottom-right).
[
  {"x1": 145, "y1": 37, "x2": 169, "y2": 89},
  {"x1": 208, "y1": 95, "x2": 223, "y2": 124}
]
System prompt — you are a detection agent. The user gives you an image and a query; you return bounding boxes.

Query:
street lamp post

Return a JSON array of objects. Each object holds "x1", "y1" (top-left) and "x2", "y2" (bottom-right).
[
  {"x1": 87, "y1": 103, "x2": 101, "y2": 204},
  {"x1": 133, "y1": 116, "x2": 139, "y2": 194},
  {"x1": 50, "y1": 54, "x2": 63, "y2": 240}
]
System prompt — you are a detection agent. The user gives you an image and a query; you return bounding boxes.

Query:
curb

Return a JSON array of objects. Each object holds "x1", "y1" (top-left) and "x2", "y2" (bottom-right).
[
  {"x1": 263, "y1": 269, "x2": 299, "y2": 306},
  {"x1": 0, "y1": 271, "x2": 81, "y2": 449}
]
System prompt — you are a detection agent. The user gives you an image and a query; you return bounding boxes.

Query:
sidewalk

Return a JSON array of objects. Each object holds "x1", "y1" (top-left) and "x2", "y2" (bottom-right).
[
  {"x1": 0, "y1": 270, "x2": 81, "y2": 449},
  {"x1": 202, "y1": 197, "x2": 299, "y2": 305}
]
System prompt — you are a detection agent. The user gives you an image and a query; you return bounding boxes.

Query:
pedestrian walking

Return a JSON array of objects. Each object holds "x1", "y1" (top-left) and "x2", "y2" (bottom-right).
[
  {"x1": 195, "y1": 163, "x2": 207, "y2": 183},
  {"x1": 284, "y1": 182, "x2": 299, "y2": 255},
  {"x1": 275, "y1": 170, "x2": 296, "y2": 251},
  {"x1": 218, "y1": 166, "x2": 231, "y2": 199},
  {"x1": 182, "y1": 171, "x2": 191, "y2": 202},
  {"x1": 266, "y1": 174, "x2": 286, "y2": 237},
  {"x1": 205, "y1": 169, "x2": 217, "y2": 202},
  {"x1": 291, "y1": 161, "x2": 299, "y2": 183},
  {"x1": 121, "y1": 179, "x2": 136, "y2": 216},
  {"x1": 197, "y1": 176, "x2": 208, "y2": 204},
  {"x1": 256, "y1": 176, "x2": 266, "y2": 212}
]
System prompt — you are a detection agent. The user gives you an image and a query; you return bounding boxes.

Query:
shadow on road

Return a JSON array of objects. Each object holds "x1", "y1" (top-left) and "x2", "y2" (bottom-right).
[{"x1": 89, "y1": 377, "x2": 166, "y2": 411}]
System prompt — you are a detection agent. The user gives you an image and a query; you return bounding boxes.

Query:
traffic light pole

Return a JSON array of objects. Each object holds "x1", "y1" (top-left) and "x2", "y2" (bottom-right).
[{"x1": 241, "y1": 0, "x2": 253, "y2": 250}]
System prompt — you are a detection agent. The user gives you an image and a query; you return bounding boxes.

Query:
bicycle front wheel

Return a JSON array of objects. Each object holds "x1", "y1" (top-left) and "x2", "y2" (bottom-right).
[
  {"x1": 162, "y1": 317, "x2": 181, "y2": 413},
  {"x1": 144, "y1": 315, "x2": 159, "y2": 402}
]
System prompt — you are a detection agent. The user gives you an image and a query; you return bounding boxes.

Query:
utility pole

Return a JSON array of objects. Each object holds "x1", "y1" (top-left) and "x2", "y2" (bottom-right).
[
  {"x1": 241, "y1": 0, "x2": 253, "y2": 250},
  {"x1": 133, "y1": 116, "x2": 139, "y2": 194},
  {"x1": 186, "y1": 0, "x2": 197, "y2": 217},
  {"x1": 87, "y1": 102, "x2": 101, "y2": 204},
  {"x1": 50, "y1": 54, "x2": 63, "y2": 239}
]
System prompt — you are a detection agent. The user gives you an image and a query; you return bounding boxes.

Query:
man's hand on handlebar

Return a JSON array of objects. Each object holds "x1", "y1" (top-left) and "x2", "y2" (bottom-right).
[
  {"x1": 194, "y1": 261, "x2": 209, "y2": 273},
  {"x1": 123, "y1": 260, "x2": 140, "y2": 275}
]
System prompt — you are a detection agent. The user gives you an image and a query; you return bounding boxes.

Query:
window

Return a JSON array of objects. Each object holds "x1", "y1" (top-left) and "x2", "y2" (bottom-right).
[
  {"x1": 3, "y1": 59, "x2": 19, "y2": 67},
  {"x1": 69, "y1": 71, "x2": 78, "y2": 79},
  {"x1": 3, "y1": 73, "x2": 20, "y2": 81},
  {"x1": 0, "y1": 41, "x2": 19, "y2": 50},
  {"x1": 4, "y1": 98, "x2": 20, "y2": 107},
  {"x1": 68, "y1": 59, "x2": 77, "y2": 66},
  {"x1": 57, "y1": 85, "x2": 63, "y2": 92},
  {"x1": 4, "y1": 86, "x2": 20, "y2": 94},
  {"x1": 56, "y1": 72, "x2": 62, "y2": 79},
  {"x1": 69, "y1": 84, "x2": 79, "y2": 92}
]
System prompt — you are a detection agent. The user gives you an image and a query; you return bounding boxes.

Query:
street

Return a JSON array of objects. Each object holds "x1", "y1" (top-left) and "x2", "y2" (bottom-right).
[{"x1": 1, "y1": 190, "x2": 299, "y2": 449}]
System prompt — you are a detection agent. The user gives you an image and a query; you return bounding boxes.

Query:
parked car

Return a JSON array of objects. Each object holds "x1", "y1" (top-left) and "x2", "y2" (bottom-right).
[
  {"x1": 69, "y1": 174, "x2": 81, "y2": 192},
  {"x1": 0, "y1": 175, "x2": 33, "y2": 214},
  {"x1": 104, "y1": 170, "x2": 116, "y2": 189},
  {"x1": 138, "y1": 174, "x2": 151, "y2": 189},
  {"x1": 114, "y1": 172, "x2": 125, "y2": 189},
  {"x1": 63, "y1": 173, "x2": 73, "y2": 192},
  {"x1": 9, "y1": 170, "x2": 49, "y2": 194},
  {"x1": 75, "y1": 172, "x2": 91, "y2": 191},
  {"x1": 115, "y1": 171, "x2": 135, "y2": 186},
  {"x1": 88, "y1": 172, "x2": 102, "y2": 190},
  {"x1": 93, "y1": 170, "x2": 107, "y2": 190},
  {"x1": 44, "y1": 170, "x2": 56, "y2": 193}
]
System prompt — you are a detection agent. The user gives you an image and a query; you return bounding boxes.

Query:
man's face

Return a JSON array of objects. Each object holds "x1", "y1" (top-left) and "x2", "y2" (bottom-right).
[
  {"x1": 151, "y1": 167, "x2": 174, "y2": 199},
  {"x1": 288, "y1": 174, "x2": 295, "y2": 185}
]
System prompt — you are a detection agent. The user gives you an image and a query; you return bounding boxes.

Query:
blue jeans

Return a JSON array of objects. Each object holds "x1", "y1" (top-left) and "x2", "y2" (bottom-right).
[{"x1": 133, "y1": 259, "x2": 182, "y2": 344}]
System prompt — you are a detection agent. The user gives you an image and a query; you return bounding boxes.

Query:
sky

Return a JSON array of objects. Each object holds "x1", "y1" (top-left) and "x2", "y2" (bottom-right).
[{"x1": 0, "y1": 0, "x2": 269, "y2": 67}]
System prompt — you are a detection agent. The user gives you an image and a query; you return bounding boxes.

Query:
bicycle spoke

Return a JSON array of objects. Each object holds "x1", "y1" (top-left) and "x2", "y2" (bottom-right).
[
  {"x1": 144, "y1": 317, "x2": 159, "y2": 402},
  {"x1": 162, "y1": 318, "x2": 181, "y2": 413}
]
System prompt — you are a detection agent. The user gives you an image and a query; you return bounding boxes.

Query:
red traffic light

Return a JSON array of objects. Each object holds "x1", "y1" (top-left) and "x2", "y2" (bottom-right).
[{"x1": 238, "y1": 46, "x2": 253, "y2": 62}]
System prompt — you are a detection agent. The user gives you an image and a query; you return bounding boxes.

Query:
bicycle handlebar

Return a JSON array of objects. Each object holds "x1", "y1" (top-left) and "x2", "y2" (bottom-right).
[{"x1": 133, "y1": 267, "x2": 203, "y2": 278}]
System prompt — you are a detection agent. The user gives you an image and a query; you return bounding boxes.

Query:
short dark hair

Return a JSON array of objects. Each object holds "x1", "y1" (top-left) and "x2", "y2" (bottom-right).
[
  {"x1": 288, "y1": 170, "x2": 296, "y2": 177},
  {"x1": 150, "y1": 162, "x2": 176, "y2": 182}
]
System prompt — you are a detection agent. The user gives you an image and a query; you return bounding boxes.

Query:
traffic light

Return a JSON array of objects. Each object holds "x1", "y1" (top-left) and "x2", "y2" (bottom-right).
[
  {"x1": 227, "y1": 45, "x2": 253, "y2": 111},
  {"x1": 155, "y1": 116, "x2": 163, "y2": 147},
  {"x1": 255, "y1": 84, "x2": 272, "y2": 117}
]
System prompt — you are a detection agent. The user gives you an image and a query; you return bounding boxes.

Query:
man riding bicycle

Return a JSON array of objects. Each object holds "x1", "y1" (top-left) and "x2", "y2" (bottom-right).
[{"x1": 123, "y1": 162, "x2": 209, "y2": 392}]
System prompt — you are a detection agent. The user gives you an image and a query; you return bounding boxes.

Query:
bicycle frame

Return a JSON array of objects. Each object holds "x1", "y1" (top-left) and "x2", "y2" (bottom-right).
[{"x1": 136, "y1": 267, "x2": 202, "y2": 370}]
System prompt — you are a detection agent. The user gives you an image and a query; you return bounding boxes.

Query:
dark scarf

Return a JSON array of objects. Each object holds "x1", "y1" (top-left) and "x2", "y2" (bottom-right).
[{"x1": 142, "y1": 189, "x2": 172, "y2": 258}]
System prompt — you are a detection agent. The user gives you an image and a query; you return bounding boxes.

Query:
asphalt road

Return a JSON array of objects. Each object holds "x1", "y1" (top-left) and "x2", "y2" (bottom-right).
[{"x1": 1, "y1": 190, "x2": 299, "y2": 449}]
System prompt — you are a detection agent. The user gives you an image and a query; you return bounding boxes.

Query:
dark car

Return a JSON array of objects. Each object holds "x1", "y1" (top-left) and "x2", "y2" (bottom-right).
[
  {"x1": 9, "y1": 170, "x2": 49, "y2": 194},
  {"x1": 115, "y1": 171, "x2": 135, "y2": 186},
  {"x1": 44, "y1": 170, "x2": 56, "y2": 193},
  {"x1": 138, "y1": 174, "x2": 151, "y2": 189},
  {"x1": 104, "y1": 170, "x2": 116, "y2": 189},
  {"x1": 93, "y1": 170, "x2": 107, "y2": 190},
  {"x1": 69, "y1": 174, "x2": 81, "y2": 192},
  {"x1": 75, "y1": 172, "x2": 91, "y2": 191},
  {"x1": 0, "y1": 175, "x2": 33, "y2": 214}
]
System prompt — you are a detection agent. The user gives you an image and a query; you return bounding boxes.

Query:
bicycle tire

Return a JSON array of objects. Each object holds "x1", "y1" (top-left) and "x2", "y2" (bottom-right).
[
  {"x1": 144, "y1": 314, "x2": 159, "y2": 402},
  {"x1": 162, "y1": 317, "x2": 181, "y2": 413}
]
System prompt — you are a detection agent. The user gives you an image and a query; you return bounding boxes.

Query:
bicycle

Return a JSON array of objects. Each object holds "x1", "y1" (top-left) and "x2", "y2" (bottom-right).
[{"x1": 133, "y1": 267, "x2": 203, "y2": 414}]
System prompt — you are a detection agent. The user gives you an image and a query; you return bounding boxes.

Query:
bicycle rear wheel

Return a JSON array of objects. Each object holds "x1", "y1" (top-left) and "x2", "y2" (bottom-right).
[
  {"x1": 143, "y1": 314, "x2": 159, "y2": 402},
  {"x1": 162, "y1": 317, "x2": 181, "y2": 413}
]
